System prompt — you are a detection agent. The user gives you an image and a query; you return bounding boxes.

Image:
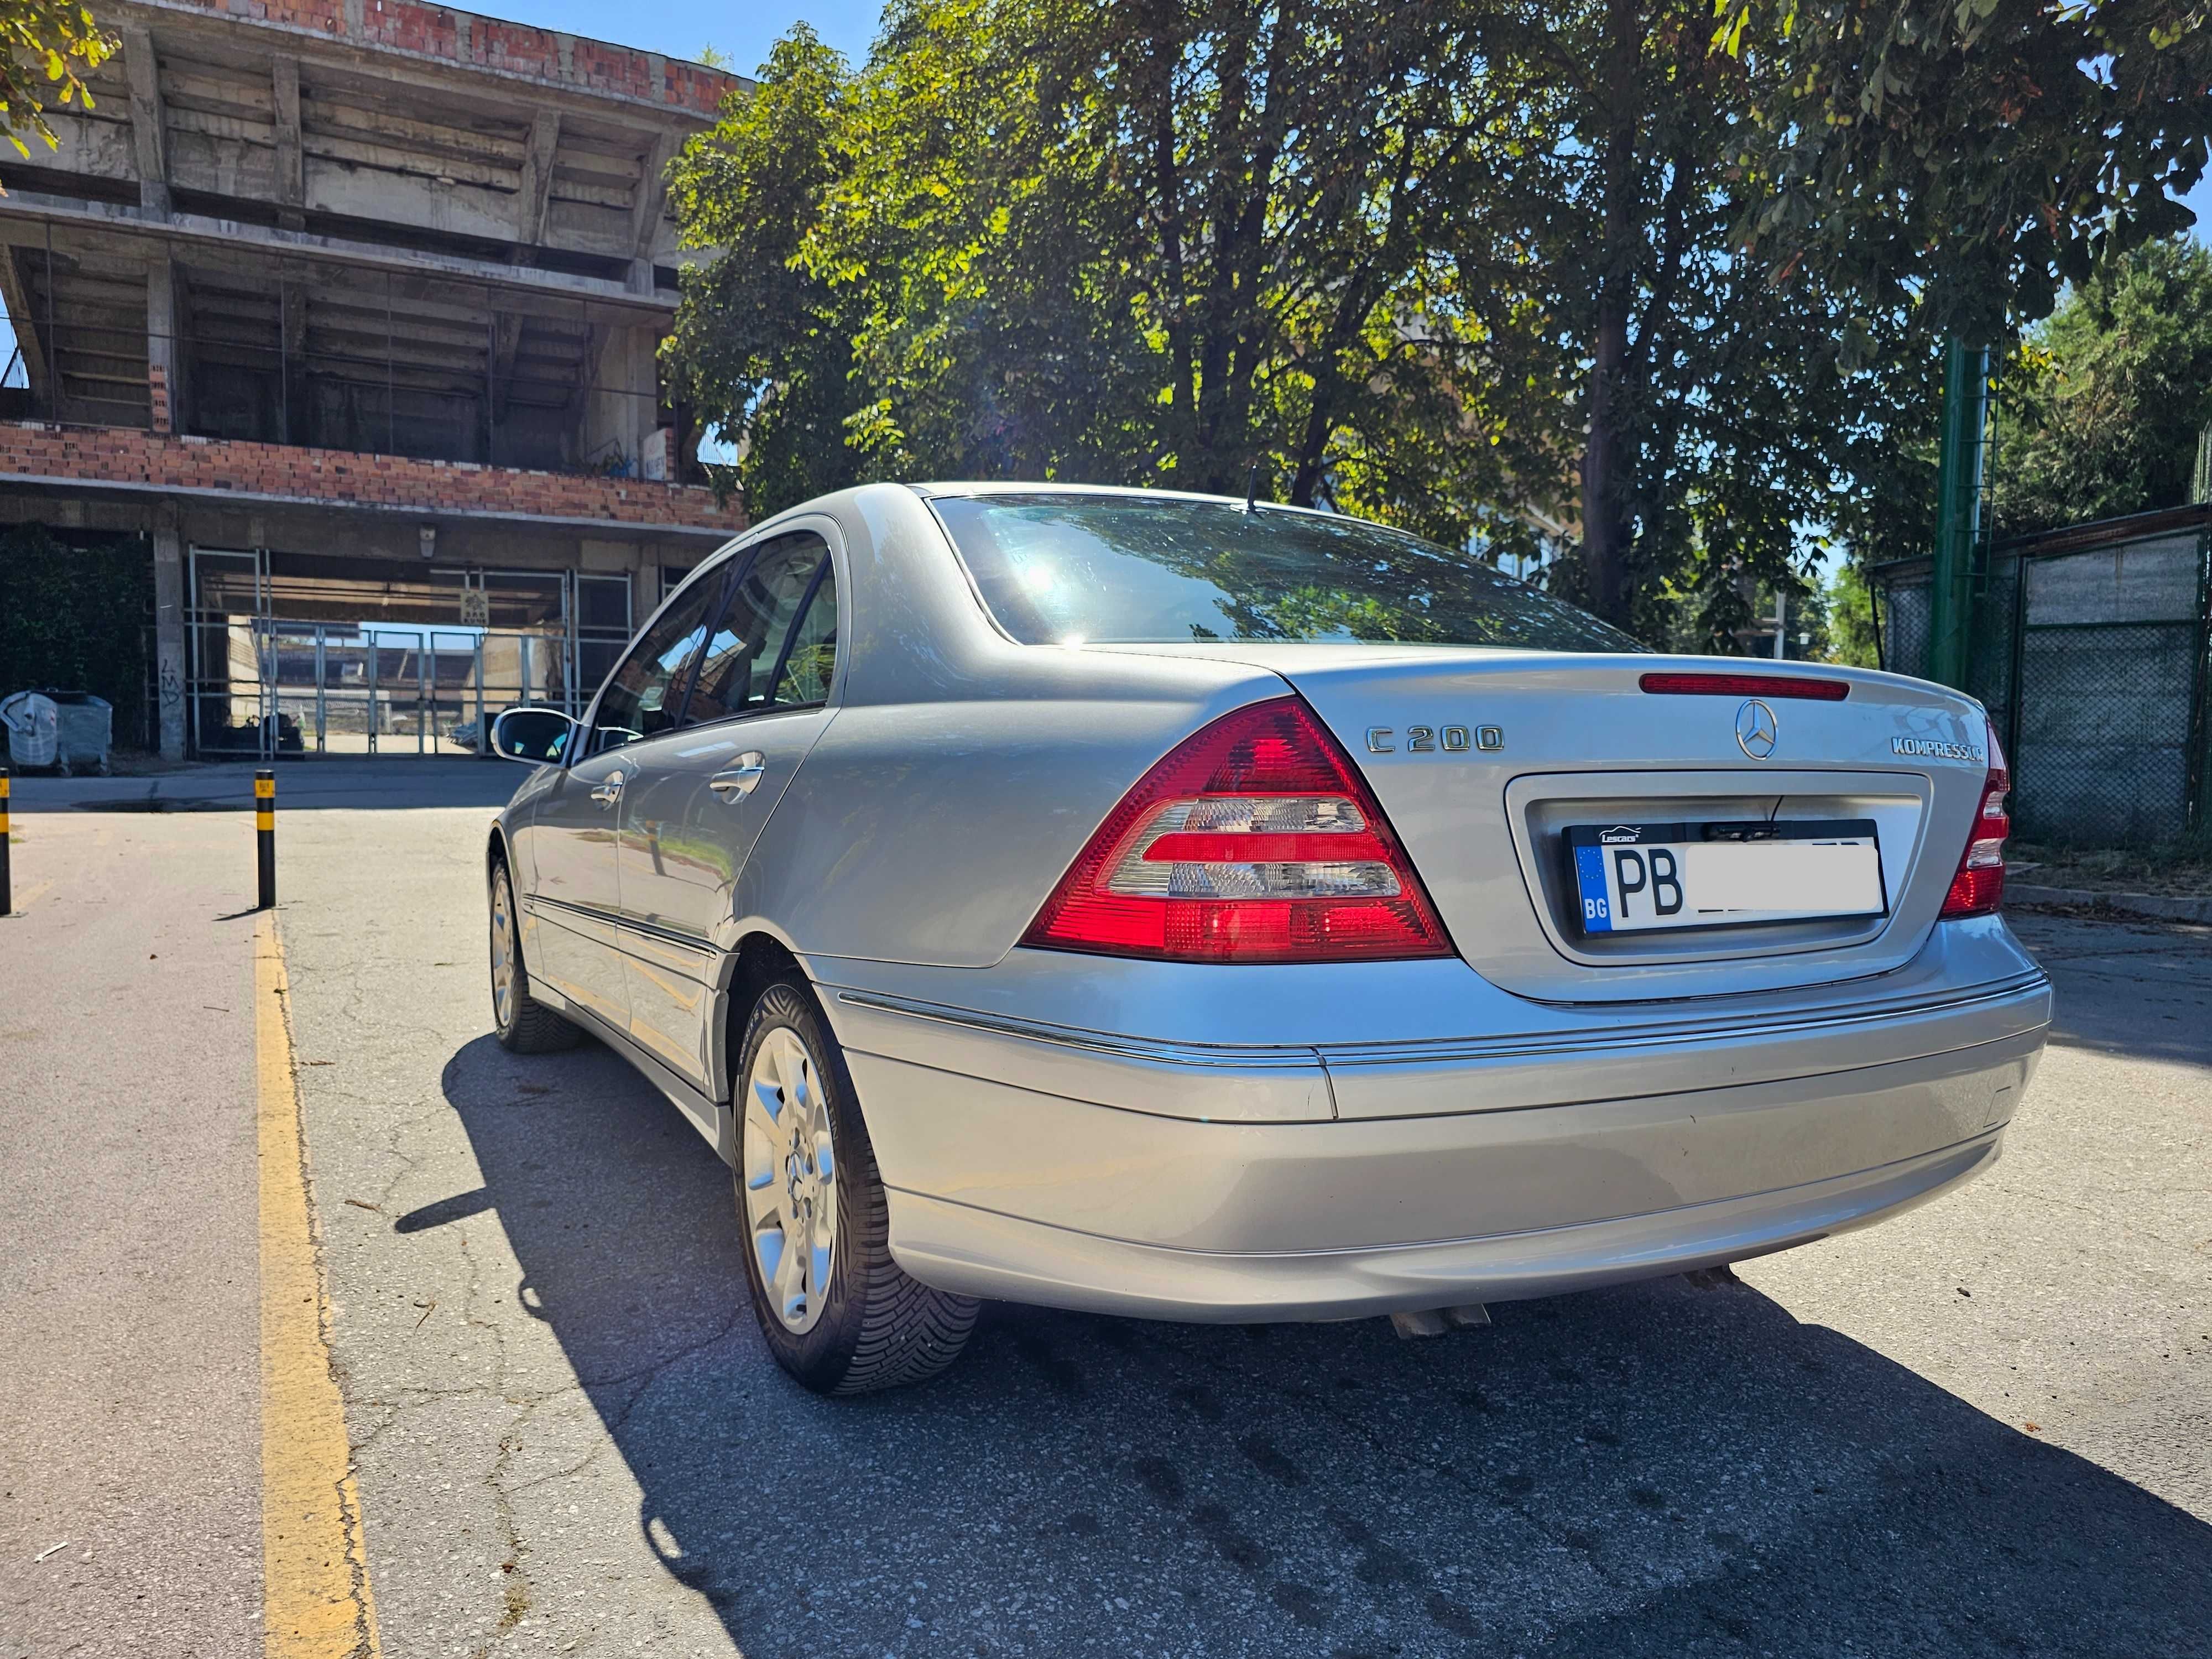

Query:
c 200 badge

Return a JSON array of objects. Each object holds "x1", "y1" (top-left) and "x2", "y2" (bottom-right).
[{"x1": 1365, "y1": 725, "x2": 1504, "y2": 754}]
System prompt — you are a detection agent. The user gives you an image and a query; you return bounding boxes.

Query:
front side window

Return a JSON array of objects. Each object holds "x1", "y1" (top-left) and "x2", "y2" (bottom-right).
[
  {"x1": 587, "y1": 579, "x2": 721, "y2": 756},
  {"x1": 930, "y1": 494, "x2": 1639, "y2": 653},
  {"x1": 686, "y1": 533, "x2": 837, "y2": 723}
]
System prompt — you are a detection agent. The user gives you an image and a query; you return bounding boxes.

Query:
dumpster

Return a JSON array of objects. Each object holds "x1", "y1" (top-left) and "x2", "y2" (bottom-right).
[
  {"x1": 0, "y1": 691, "x2": 59, "y2": 770},
  {"x1": 41, "y1": 690, "x2": 112, "y2": 774}
]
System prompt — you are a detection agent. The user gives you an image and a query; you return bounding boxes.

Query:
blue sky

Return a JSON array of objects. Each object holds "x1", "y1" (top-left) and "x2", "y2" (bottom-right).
[
  {"x1": 497, "y1": 0, "x2": 884, "y2": 72},
  {"x1": 2184, "y1": 172, "x2": 2212, "y2": 237}
]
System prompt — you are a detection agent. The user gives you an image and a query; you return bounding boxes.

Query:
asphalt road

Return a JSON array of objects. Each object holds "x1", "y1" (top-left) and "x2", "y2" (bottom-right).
[{"x1": 2, "y1": 766, "x2": 2208, "y2": 1657}]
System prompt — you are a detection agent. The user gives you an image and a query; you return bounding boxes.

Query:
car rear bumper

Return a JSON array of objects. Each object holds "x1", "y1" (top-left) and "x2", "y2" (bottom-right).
[
  {"x1": 880, "y1": 1127, "x2": 2006, "y2": 1322},
  {"x1": 827, "y1": 964, "x2": 2048, "y2": 1321}
]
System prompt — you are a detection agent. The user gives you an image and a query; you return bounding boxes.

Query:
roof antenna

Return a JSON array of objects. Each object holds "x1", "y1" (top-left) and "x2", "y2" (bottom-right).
[{"x1": 1243, "y1": 459, "x2": 1260, "y2": 513}]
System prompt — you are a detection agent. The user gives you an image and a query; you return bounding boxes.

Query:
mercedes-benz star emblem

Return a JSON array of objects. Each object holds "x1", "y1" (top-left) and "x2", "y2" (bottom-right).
[{"x1": 1735, "y1": 698, "x2": 1778, "y2": 759}]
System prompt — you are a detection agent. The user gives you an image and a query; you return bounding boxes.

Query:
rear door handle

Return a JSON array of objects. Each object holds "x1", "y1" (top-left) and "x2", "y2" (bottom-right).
[
  {"x1": 588, "y1": 770, "x2": 625, "y2": 807},
  {"x1": 709, "y1": 753, "x2": 768, "y2": 800}
]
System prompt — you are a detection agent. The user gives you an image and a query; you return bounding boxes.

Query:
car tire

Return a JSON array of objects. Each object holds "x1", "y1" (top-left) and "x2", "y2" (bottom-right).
[
  {"x1": 489, "y1": 859, "x2": 581, "y2": 1054},
  {"x1": 735, "y1": 977, "x2": 979, "y2": 1395}
]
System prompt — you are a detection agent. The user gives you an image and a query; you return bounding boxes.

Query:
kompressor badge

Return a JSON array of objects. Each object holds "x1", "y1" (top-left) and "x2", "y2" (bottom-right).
[{"x1": 1891, "y1": 735, "x2": 1986, "y2": 764}]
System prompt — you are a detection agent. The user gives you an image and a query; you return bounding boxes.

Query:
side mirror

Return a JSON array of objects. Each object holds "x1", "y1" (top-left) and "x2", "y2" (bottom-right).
[{"x1": 490, "y1": 706, "x2": 577, "y2": 765}]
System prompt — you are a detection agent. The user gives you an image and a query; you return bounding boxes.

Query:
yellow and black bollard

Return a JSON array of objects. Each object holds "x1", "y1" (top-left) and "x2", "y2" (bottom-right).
[
  {"x1": 255, "y1": 768, "x2": 276, "y2": 910},
  {"x1": 0, "y1": 765, "x2": 11, "y2": 916}
]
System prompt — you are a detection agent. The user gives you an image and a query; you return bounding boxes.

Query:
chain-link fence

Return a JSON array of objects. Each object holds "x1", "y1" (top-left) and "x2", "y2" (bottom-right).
[{"x1": 1870, "y1": 505, "x2": 2212, "y2": 846}]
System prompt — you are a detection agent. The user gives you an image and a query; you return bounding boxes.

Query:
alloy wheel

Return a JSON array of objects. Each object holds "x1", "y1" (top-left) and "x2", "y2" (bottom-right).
[
  {"x1": 489, "y1": 869, "x2": 517, "y2": 1031},
  {"x1": 740, "y1": 1026, "x2": 838, "y2": 1333}
]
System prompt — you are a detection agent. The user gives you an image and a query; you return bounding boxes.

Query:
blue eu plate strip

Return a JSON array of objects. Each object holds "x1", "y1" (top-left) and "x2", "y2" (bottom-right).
[{"x1": 1574, "y1": 843, "x2": 1613, "y2": 932}]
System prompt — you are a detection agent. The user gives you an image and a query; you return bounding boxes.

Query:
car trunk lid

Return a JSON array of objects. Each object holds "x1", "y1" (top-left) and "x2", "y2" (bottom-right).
[{"x1": 1088, "y1": 644, "x2": 1995, "y2": 1002}]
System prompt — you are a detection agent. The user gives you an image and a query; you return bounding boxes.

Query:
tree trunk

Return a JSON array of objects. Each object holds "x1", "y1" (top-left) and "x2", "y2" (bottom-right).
[
  {"x1": 1580, "y1": 0, "x2": 1641, "y2": 629},
  {"x1": 1583, "y1": 297, "x2": 1631, "y2": 624}
]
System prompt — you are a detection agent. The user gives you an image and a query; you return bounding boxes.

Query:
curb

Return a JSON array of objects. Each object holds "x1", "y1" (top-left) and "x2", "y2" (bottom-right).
[{"x1": 2008, "y1": 883, "x2": 2212, "y2": 925}]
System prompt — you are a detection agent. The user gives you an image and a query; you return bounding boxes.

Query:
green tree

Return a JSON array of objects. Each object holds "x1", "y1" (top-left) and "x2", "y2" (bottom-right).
[
  {"x1": 1996, "y1": 237, "x2": 2212, "y2": 534},
  {"x1": 669, "y1": 5, "x2": 1584, "y2": 538},
  {"x1": 826, "y1": 0, "x2": 1540, "y2": 541},
  {"x1": 1824, "y1": 561, "x2": 1881, "y2": 668},
  {"x1": 663, "y1": 27, "x2": 871, "y2": 518},
  {"x1": 0, "y1": 0, "x2": 112, "y2": 159},
  {"x1": 1724, "y1": 0, "x2": 2212, "y2": 340},
  {"x1": 1435, "y1": 0, "x2": 1947, "y2": 643},
  {"x1": 664, "y1": 2, "x2": 1972, "y2": 646}
]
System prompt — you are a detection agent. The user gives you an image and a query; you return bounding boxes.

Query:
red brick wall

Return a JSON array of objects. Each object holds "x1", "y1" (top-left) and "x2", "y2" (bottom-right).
[
  {"x1": 152, "y1": 0, "x2": 742, "y2": 116},
  {"x1": 0, "y1": 422, "x2": 748, "y2": 531}
]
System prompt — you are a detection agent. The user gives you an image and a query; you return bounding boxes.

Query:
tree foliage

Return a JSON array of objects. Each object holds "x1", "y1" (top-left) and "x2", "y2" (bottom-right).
[
  {"x1": 808, "y1": 0, "x2": 1541, "y2": 543},
  {"x1": 1823, "y1": 560, "x2": 1881, "y2": 668},
  {"x1": 665, "y1": 27, "x2": 869, "y2": 515},
  {"x1": 1432, "y1": 0, "x2": 1944, "y2": 643},
  {"x1": 1723, "y1": 0, "x2": 2212, "y2": 339},
  {"x1": 665, "y1": 0, "x2": 2200, "y2": 644},
  {"x1": 1996, "y1": 237, "x2": 2212, "y2": 533},
  {"x1": 0, "y1": 0, "x2": 112, "y2": 160}
]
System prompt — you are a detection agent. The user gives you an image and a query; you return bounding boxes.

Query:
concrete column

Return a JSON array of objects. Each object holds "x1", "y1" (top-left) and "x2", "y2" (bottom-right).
[
  {"x1": 578, "y1": 324, "x2": 657, "y2": 474},
  {"x1": 147, "y1": 255, "x2": 180, "y2": 434},
  {"x1": 280, "y1": 276, "x2": 309, "y2": 446},
  {"x1": 627, "y1": 130, "x2": 676, "y2": 298},
  {"x1": 153, "y1": 516, "x2": 187, "y2": 760},
  {"x1": 516, "y1": 111, "x2": 560, "y2": 251},
  {"x1": 272, "y1": 56, "x2": 305, "y2": 232},
  {"x1": 122, "y1": 27, "x2": 172, "y2": 220}
]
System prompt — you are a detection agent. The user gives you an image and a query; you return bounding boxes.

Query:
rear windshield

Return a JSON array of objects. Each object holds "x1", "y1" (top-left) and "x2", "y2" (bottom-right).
[{"x1": 930, "y1": 494, "x2": 1637, "y2": 652}]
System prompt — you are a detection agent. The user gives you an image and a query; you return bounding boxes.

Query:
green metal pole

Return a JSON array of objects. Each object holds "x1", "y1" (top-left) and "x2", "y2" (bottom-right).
[{"x1": 1928, "y1": 337, "x2": 1990, "y2": 688}]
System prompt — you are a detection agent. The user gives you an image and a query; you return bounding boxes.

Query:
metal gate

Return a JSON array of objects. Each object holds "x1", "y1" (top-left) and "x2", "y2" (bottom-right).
[
  {"x1": 252, "y1": 623, "x2": 565, "y2": 756},
  {"x1": 186, "y1": 546, "x2": 632, "y2": 760},
  {"x1": 1870, "y1": 505, "x2": 2212, "y2": 844}
]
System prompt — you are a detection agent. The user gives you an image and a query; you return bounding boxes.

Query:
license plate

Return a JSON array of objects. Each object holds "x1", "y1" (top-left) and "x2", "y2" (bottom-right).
[{"x1": 1566, "y1": 820, "x2": 1886, "y2": 935}]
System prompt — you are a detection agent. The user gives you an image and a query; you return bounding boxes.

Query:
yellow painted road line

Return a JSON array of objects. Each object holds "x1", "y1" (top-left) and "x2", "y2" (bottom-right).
[
  {"x1": 12, "y1": 879, "x2": 52, "y2": 909},
  {"x1": 258, "y1": 912, "x2": 383, "y2": 1659}
]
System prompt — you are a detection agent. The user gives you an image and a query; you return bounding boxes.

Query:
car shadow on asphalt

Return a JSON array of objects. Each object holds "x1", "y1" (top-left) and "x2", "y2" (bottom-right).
[{"x1": 436, "y1": 1034, "x2": 2211, "y2": 1659}]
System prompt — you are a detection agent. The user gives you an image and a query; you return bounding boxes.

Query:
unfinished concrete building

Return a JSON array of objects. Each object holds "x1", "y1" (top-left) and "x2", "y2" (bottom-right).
[{"x1": 0, "y1": 0, "x2": 747, "y2": 757}]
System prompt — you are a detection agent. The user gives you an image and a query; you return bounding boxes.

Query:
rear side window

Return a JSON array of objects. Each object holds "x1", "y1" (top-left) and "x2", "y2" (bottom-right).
[
  {"x1": 930, "y1": 494, "x2": 1636, "y2": 652},
  {"x1": 685, "y1": 532, "x2": 837, "y2": 723},
  {"x1": 771, "y1": 560, "x2": 838, "y2": 706}
]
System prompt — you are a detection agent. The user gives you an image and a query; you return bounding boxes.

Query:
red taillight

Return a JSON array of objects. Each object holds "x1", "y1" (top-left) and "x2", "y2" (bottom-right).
[
  {"x1": 1640, "y1": 671, "x2": 1851, "y2": 701},
  {"x1": 1939, "y1": 731, "x2": 2010, "y2": 919},
  {"x1": 1021, "y1": 697, "x2": 1452, "y2": 964}
]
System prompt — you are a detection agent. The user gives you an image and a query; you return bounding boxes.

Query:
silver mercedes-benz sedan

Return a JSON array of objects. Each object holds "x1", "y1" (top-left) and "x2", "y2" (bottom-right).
[{"x1": 483, "y1": 483, "x2": 2047, "y2": 1395}]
